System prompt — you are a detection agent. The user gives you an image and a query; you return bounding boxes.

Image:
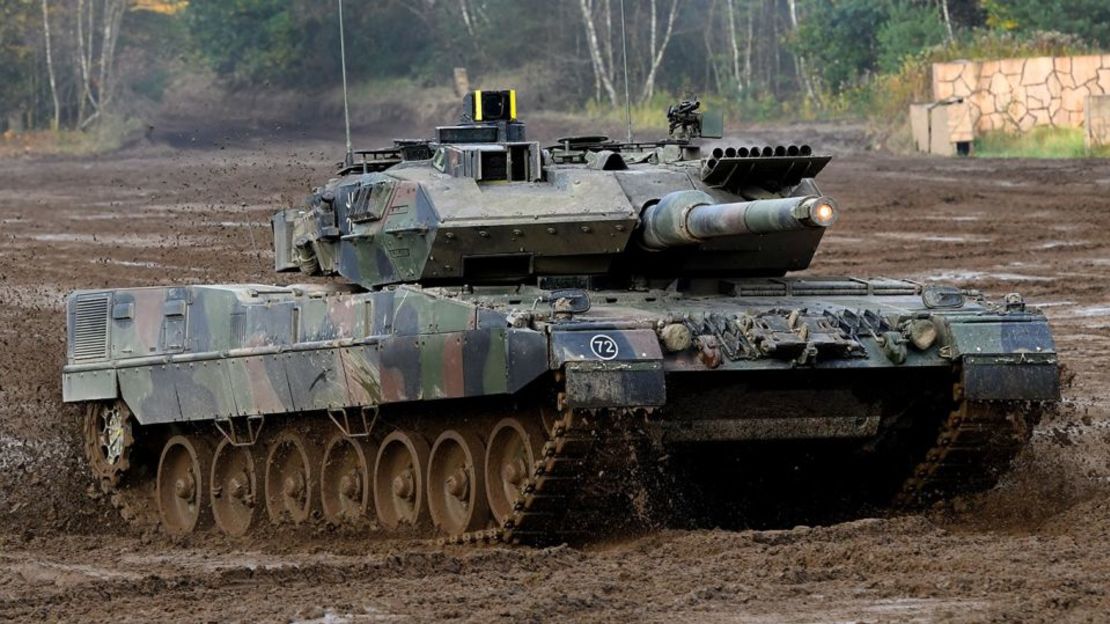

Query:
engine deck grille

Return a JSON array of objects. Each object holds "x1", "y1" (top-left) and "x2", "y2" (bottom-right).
[{"x1": 72, "y1": 293, "x2": 111, "y2": 360}]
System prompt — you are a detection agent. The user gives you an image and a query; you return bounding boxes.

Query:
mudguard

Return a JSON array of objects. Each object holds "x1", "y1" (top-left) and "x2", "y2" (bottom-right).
[
  {"x1": 948, "y1": 318, "x2": 1059, "y2": 401},
  {"x1": 550, "y1": 329, "x2": 666, "y2": 408}
]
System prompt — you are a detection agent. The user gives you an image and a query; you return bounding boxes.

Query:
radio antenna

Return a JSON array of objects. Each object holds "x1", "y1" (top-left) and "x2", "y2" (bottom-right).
[
  {"x1": 619, "y1": 0, "x2": 633, "y2": 144},
  {"x1": 337, "y1": 0, "x2": 353, "y2": 164}
]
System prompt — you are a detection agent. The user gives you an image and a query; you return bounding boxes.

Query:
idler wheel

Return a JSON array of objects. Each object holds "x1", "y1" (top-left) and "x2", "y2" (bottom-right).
[
  {"x1": 374, "y1": 431, "x2": 430, "y2": 531},
  {"x1": 264, "y1": 429, "x2": 320, "y2": 525},
  {"x1": 83, "y1": 401, "x2": 134, "y2": 488},
  {"x1": 427, "y1": 429, "x2": 489, "y2": 536},
  {"x1": 210, "y1": 438, "x2": 257, "y2": 536},
  {"x1": 156, "y1": 435, "x2": 212, "y2": 536},
  {"x1": 485, "y1": 417, "x2": 546, "y2": 525},
  {"x1": 320, "y1": 431, "x2": 374, "y2": 526}
]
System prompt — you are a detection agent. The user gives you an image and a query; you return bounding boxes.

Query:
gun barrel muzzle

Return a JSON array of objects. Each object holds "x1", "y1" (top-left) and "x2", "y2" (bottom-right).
[{"x1": 640, "y1": 190, "x2": 838, "y2": 250}]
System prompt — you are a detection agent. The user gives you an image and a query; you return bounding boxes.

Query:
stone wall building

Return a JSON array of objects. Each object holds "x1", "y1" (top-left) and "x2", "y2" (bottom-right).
[{"x1": 932, "y1": 55, "x2": 1110, "y2": 134}]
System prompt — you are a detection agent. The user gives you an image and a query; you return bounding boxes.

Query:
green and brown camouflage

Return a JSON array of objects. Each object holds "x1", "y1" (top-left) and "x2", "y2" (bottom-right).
[
  {"x1": 63, "y1": 277, "x2": 1057, "y2": 429},
  {"x1": 63, "y1": 89, "x2": 1058, "y2": 442}
]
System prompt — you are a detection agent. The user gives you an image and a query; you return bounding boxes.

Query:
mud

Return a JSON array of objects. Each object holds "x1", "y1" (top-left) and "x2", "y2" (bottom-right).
[{"x1": 1, "y1": 132, "x2": 1109, "y2": 622}]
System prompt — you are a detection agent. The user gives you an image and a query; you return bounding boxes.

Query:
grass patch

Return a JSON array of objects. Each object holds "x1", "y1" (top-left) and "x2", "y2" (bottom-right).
[
  {"x1": 974, "y1": 127, "x2": 1110, "y2": 159},
  {"x1": 0, "y1": 115, "x2": 146, "y2": 157}
]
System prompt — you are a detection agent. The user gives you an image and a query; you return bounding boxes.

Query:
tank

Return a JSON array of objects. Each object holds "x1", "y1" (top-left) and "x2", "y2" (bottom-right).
[{"x1": 63, "y1": 90, "x2": 1059, "y2": 543}]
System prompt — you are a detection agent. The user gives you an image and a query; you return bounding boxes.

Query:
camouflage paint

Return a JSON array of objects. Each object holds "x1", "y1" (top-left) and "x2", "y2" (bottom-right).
[{"x1": 64, "y1": 277, "x2": 1059, "y2": 424}]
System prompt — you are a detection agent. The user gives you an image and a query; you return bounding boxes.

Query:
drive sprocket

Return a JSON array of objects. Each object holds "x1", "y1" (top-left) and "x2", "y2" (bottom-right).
[{"x1": 83, "y1": 401, "x2": 135, "y2": 489}]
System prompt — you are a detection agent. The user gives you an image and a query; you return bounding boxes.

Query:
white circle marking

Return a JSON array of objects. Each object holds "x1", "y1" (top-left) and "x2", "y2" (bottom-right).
[{"x1": 589, "y1": 335, "x2": 619, "y2": 360}]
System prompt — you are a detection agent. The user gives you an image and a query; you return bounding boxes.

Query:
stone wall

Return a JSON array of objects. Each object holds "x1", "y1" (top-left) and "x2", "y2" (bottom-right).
[
  {"x1": 1087, "y1": 95, "x2": 1110, "y2": 148},
  {"x1": 932, "y1": 55, "x2": 1110, "y2": 133}
]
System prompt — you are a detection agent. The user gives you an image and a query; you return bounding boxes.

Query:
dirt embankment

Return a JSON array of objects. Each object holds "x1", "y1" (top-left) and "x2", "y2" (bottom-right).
[{"x1": 1, "y1": 133, "x2": 1108, "y2": 622}]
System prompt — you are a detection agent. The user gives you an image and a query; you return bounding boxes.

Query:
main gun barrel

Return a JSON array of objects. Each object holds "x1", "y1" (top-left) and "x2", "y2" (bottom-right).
[{"x1": 639, "y1": 190, "x2": 838, "y2": 250}]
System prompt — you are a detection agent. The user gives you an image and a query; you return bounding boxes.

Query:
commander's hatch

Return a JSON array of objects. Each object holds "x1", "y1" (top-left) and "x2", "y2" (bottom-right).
[{"x1": 432, "y1": 142, "x2": 543, "y2": 183}]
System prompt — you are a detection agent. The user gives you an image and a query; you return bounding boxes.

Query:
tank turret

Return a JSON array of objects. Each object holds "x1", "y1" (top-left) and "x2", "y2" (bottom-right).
[{"x1": 272, "y1": 90, "x2": 837, "y2": 288}]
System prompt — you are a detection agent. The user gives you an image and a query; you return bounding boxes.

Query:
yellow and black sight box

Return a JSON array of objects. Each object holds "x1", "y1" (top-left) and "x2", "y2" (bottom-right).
[
  {"x1": 437, "y1": 89, "x2": 526, "y2": 144},
  {"x1": 465, "y1": 90, "x2": 517, "y2": 122}
]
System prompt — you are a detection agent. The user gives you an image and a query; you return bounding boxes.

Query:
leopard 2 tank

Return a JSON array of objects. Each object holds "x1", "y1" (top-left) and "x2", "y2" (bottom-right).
[{"x1": 63, "y1": 90, "x2": 1059, "y2": 542}]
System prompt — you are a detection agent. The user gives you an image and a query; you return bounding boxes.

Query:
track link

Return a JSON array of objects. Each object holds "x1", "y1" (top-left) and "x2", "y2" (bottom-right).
[
  {"x1": 448, "y1": 406, "x2": 601, "y2": 546},
  {"x1": 895, "y1": 390, "x2": 1041, "y2": 507}
]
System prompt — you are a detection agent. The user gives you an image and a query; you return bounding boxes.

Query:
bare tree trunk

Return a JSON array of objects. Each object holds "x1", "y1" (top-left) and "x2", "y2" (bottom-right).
[
  {"x1": 75, "y1": 41, "x2": 85, "y2": 125},
  {"x1": 86, "y1": 0, "x2": 95, "y2": 100},
  {"x1": 77, "y1": 0, "x2": 125, "y2": 129},
  {"x1": 98, "y1": 0, "x2": 125, "y2": 109},
  {"x1": 743, "y1": 1, "x2": 753, "y2": 93},
  {"x1": 769, "y1": 0, "x2": 778, "y2": 97},
  {"x1": 578, "y1": 0, "x2": 619, "y2": 106},
  {"x1": 41, "y1": 0, "x2": 60, "y2": 131},
  {"x1": 939, "y1": 0, "x2": 954, "y2": 43},
  {"x1": 593, "y1": 60, "x2": 602, "y2": 102},
  {"x1": 639, "y1": 0, "x2": 678, "y2": 103},
  {"x1": 76, "y1": 0, "x2": 92, "y2": 125},
  {"x1": 99, "y1": 0, "x2": 110, "y2": 112},
  {"x1": 705, "y1": 0, "x2": 723, "y2": 94},
  {"x1": 602, "y1": 0, "x2": 614, "y2": 80},
  {"x1": 786, "y1": 0, "x2": 815, "y2": 101},
  {"x1": 726, "y1": 0, "x2": 742, "y2": 95},
  {"x1": 458, "y1": 0, "x2": 475, "y2": 38}
]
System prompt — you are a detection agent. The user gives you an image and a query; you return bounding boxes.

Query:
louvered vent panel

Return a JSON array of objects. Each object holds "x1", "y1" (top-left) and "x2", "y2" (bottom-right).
[{"x1": 73, "y1": 294, "x2": 111, "y2": 360}]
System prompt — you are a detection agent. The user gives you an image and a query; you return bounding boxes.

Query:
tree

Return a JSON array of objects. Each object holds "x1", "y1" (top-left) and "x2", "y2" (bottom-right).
[
  {"x1": 639, "y1": 0, "x2": 679, "y2": 103},
  {"x1": 792, "y1": 0, "x2": 887, "y2": 93},
  {"x1": 41, "y1": 0, "x2": 59, "y2": 130},
  {"x1": 187, "y1": 0, "x2": 311, "y2": 86},
  {"x1": 81, "y1": 0, "x2": 129, "y2": 128},
  {"x1": 938, "y1": 0, "x2": 954, "y2": 42},
  {"x1": 877, "y1": 1, "x2": 947, "y2": 73},
  {"x1": 786, "y1": 0, "x2": 815, "y2": 100},
  {"x1": 985, "y1": 0, "x2": 1110, "y2": 48},
  {"x1": 578, "y1": 0, "x2": 620, "y2": 106},
  {"x1": 0, "y1": 1, "x2": 35, "y2": 131}
]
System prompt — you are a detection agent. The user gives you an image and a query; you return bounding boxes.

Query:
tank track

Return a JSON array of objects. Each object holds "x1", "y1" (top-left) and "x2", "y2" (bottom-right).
[
  {"x1": 894, "y1": 389, "x2": 1040, "y2": 507},
  {"x1": 85, "y1": 389, "x2": 1042, "y2": 542},
  {"x1": 447, "y1": 406, "x2": 601, "y2": 546}
]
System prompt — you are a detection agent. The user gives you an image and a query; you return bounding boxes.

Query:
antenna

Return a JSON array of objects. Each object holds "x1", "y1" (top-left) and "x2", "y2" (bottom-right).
[
  {"x1": 619, "y1": 0, "x2": 633, "y2": 144},
  {"x1": 337, "y1": 0, "x2": 353, "y2": 164}
]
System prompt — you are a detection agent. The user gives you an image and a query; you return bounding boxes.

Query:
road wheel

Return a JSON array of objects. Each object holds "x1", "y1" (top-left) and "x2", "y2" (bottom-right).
[
  {"x1": 156, "y1": 435, "x2": 212, "y2": 535},
  {"x1": 485, "y1": 417, "x2": 545, "y2": 526},
  {"x1": 374, "y1": 430, "x2": 430, "y2": 531},
  {"x1": 210, "y1": 438, "x2": 258, "y2": 536},
  {"x1": 428, "y1": 429, "x2": 488, "y2": 536},
  {"x1": 320, "y1": 431, "x2": 374, "y2": 526},
  {"x1": 264, "y1": 428, "x2": 320, "y2": 525}
]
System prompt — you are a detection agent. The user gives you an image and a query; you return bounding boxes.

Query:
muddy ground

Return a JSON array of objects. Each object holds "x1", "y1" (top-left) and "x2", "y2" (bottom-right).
[{"x1": 0, "y1": 125, "x2": 1108, "y2": 623}]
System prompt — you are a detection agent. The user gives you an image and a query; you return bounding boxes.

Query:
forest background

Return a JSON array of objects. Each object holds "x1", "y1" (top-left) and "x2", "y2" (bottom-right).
[{"x1": 1, "y1": 0, "x2": 1107, "y2": 152}]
